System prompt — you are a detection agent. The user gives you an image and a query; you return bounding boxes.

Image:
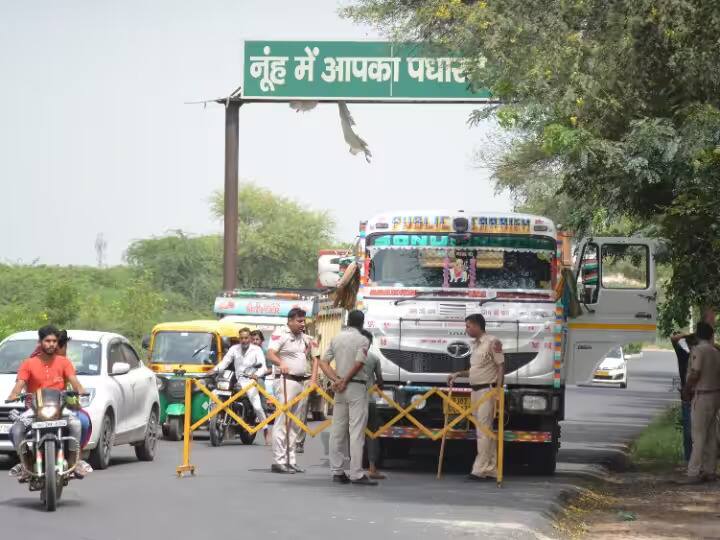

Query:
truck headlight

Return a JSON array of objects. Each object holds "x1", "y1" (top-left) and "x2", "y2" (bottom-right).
[
  {"x1": 410, "y1": 394, "x2": 427, "y2": 410},
  {"x1": 522, "y1": 395, "x2": 548, "y2": 411}
]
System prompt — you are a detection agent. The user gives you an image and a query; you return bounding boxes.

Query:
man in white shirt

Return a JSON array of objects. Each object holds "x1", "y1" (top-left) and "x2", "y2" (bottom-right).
[{"x1": 211, "y1": 327, "x2": 269, "y2": 444}]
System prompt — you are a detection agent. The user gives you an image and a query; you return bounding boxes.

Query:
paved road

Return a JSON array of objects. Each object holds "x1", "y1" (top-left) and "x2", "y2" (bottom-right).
[{"x1": 0, "y1": 351, "x2": 677, "y2": 540}]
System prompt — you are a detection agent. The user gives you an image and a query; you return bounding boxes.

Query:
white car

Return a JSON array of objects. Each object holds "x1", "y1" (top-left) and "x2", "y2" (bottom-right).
[
  {"x1": 592, "y1": 346, "x2": 628, "y2": 388},
  {"x1": 0, "y1": 330, "x2": 160, "y2": 469}
]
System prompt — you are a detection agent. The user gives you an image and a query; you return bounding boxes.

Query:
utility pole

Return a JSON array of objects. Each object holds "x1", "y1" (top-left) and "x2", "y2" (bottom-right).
[{"x1": 223, "y1": 101, "x2": 240, "y2": 292}]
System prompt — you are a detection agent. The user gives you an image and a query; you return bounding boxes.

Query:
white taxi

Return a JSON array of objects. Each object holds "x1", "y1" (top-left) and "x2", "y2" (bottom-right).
[
  {"x1": 592, "y1": 347, "x2": 628, "y2": 388},
  {"x1": 0, "y1": 330, "x2": 160, "y2": 469}
]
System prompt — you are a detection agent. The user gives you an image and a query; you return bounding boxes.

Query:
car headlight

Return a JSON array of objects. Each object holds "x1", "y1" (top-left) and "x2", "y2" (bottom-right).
[
  {"x1": 522, "y1": 395, "x2": 548, "y2": 411},
  {"x1": 80, "y1": 389, "x2": 96, "y2": 407},
  {"x1": 410, "y1": 394, "x2": 427, "y2": 410},
  {"x1": 38, "y1": 405, "x2": 59, "y2": 420},
  {"x1": 217, "y1": 381, "x2": 230, "y2": 391}
]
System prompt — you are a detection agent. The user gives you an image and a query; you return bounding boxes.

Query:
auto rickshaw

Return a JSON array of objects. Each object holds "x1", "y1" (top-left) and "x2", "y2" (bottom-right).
[{"x1": 143, "y1": 320, "x2": 241, "y2": 441}]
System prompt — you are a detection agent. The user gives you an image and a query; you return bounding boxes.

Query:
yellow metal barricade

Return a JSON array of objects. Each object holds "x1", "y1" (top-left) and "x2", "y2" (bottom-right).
[{"x1": 176, "y1": 379, "x2": 505, "y2": 485}]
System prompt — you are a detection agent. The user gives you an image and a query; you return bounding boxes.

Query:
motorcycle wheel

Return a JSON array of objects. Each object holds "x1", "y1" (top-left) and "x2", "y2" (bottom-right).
[
  {"x1": 42, "y1": 439, "x2": 58, "y2": 512},
  {"x1": 166, "y1": 416, "x2": 184, "y2": 442},
  {"x1": 209, "y1": 414, "x2": 226, "y2": 447},
  {"x1": 239, "y1": 428, "x2": 256, "y2": 445}
]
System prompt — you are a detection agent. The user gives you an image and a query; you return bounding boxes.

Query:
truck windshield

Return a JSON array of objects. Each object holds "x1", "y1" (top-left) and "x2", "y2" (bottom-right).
[
  {"x1": 151, "y1": 332, "x2": 217, "y2": 365},
  {"x1": 367, "y1": 234, "x2": 554, "y2": 290}
]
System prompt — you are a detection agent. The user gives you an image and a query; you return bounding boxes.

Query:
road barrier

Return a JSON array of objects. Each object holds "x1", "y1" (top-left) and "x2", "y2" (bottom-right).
[{"x1": 176, "y1": 378, "x2": 505, "y2": 485}]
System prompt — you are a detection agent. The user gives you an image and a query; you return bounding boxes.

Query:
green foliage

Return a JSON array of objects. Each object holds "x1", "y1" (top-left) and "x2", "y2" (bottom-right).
[
  {"x1": 126, "y1": 232, "x2": 222, "y2": 307},
  {"x1": 112, "y1": 275, "x2": 166, "y2": 344},
  {"x1": 630, "y1": 405, "x2": 684, "y2": 470},
  {"x1": 345, "y1": 1, "x2": 720, "y2": 332},
  {"x1": 44, "y1": 281, "x2": 80, "y2": 327},
  {"x1": 210, "y1": 183, "x2": 336, "y2": 288}
]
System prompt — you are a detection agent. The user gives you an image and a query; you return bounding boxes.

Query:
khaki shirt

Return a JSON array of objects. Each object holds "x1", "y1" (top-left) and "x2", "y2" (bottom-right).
[
  {"x1": 468, "y1": 334, "x2": 504, "y2": 385},
  {"x1": 268, "y1": 326, "x2": 320, "y2": 377},
  {"x1": 322, "y1": 327, "x2": 369, "y2": 380},
  {"x1": 690, "y1": 340, "x2": 720, "y2": 391}
]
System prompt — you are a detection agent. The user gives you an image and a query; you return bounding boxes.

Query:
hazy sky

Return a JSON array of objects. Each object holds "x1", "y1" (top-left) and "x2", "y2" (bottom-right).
[{"x1": 0, "y1": 0, "x2": 511, "y2": 266}]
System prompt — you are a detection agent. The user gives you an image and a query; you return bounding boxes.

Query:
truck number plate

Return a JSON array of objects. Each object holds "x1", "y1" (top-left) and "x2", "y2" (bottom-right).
[
  {"x1": 0, "y1": 424, "x2": 11, "y2": 434},
  {"x1": 443, "y1": 396, "x2": 471, "y2": 415},
  {"x1": 31, "y1": 420, "x2": 67, "y2": 429}
]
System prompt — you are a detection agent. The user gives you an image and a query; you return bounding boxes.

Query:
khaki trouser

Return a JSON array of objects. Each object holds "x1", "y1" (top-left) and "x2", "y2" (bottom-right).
[
  {"x1": 272, "y1": 378, "x2": 305, "y2": 466},
  {"x1": 330, "y1": 382, "x2": 369, "y2": 481},
  {"x1": 688, "y1": 391, "x2": 720, "y2": 478},
  {"x1": 471, "y1": 388, "x2": 497, "y2": 478}
]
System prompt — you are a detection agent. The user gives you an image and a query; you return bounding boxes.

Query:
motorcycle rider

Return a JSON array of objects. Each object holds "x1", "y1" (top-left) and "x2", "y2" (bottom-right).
[
  {"x1": 210, "y1": 327, "x2": 270, "y2": 444},
  {"x1": 6, "y1": 325, "x2": 86, "y2": 480}
]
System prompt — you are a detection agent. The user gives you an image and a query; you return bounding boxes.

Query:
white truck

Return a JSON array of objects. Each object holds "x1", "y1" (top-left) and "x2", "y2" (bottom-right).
[{"x1": 339, "y1": 210, "x2": 657, "y2": 473}]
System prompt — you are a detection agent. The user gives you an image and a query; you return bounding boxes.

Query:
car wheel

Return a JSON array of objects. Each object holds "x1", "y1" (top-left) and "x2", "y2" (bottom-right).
[
  {"x1": 89, "y1": 413, "x2": 114, "y2": 470},
  {"x1": 134, "y1": 408, "x2": 159, "y2": 461}
]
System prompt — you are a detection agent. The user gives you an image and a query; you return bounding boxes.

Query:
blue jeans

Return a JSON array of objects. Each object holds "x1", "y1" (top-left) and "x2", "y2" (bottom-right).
[
  {"x1": 682, "y1": 401, "x2": 692, "y2": 462},
  {"x1": 76, "y1": 409, "x2": 91, "y2": 449}
]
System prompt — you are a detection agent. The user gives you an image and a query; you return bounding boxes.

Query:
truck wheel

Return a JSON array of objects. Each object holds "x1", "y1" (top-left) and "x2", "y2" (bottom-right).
[{"x1": 525, "y1": 442, "x2": 558, "y2": 475}]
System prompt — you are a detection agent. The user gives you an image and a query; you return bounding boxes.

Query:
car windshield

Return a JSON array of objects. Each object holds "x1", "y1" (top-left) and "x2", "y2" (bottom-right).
[
  {"x1": 0, "y1": 339, "x2": 102, "y2": 375},
  {"x1": 606, "y1": 347, "x2": 623, "y2": 359},
  {"x1": 150, "y1": 332, "x2": 216, "y2": 365},
  {"x1": 368, "y1": 237, "x2": 554, "y2": 290}
]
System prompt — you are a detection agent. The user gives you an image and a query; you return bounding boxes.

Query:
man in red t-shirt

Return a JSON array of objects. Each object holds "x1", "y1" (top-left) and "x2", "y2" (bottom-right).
[{"x1": 6, "y1": 325, "x2": 85, "y2": 476}]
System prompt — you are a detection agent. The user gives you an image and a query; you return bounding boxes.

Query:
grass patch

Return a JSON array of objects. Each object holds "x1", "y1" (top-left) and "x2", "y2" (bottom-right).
[{"x1": 629, "y1": 405, "x2": 684, "y2": 471}]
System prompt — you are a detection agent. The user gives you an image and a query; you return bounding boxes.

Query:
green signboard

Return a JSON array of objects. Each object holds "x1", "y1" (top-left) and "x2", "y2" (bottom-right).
[{"x1": 243, "y1": 41, "x2": 491, "y2": 101}]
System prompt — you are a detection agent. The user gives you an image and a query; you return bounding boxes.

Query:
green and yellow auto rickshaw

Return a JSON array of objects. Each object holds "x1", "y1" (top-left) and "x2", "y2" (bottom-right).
[{"x1": 144, "y1": 320, "x2": 241, "y2": 441}]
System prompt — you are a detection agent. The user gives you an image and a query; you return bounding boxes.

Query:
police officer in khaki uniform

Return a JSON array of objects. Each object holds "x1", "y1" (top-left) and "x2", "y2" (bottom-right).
[
  {"x1": 448, "y1": 313, "x2": 504, "y2": 481},
  {"x1": 682, "y1": 321, "x2": 720, "y2": 483},
  {"x1": 267, "y1": 308, "x2": 319, "y2": 474},
  {"x1": 319, "y1": 310, "x2": 377, "y2": 485}
]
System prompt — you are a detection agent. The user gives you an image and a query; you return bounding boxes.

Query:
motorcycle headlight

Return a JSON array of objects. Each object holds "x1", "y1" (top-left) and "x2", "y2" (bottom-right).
[
  {"x1": 38, "y1": 405, "x2": 59, "y2": 420},
  {"x1": 80, "y1": 389, "x2": 96, "y2": 407},
  {"x1": 217, "y1": 381, "x2": 230, "y2": 391}
]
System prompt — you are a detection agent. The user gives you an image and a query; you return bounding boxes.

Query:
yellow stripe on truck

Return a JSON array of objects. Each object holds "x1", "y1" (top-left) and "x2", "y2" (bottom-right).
[{"x1": 568, "y1": 323, "x2": 657, "y2": 331}]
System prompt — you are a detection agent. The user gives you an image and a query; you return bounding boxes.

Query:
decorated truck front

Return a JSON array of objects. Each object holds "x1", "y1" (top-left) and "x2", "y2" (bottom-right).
[{"x1": 354, "y1": 210, "x2": 657, "y2": 474}]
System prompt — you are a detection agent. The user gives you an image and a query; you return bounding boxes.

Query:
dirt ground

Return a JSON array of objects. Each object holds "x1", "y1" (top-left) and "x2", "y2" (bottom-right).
[{"x1": 555, "y1": 469, "x2": 720, "y2": 540}]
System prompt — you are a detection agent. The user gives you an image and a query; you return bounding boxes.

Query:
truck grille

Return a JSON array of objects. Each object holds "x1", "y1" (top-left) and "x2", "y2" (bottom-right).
[{"x1": 380, "y1": 349, "x2": 537, "y2": 375}]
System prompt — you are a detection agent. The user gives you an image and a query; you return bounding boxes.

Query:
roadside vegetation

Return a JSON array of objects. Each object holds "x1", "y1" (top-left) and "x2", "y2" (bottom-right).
[
  {"x1": 0, "y1": 184, "x2": 339, "y2": 349},
  {"x1": 629, "y1": 405, "x2": 684, "y2": 470}
]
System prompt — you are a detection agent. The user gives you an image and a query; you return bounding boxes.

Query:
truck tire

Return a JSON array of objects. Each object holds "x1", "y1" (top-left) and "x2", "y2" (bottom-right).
[{"x1": 526, "y1": 442, "x2": 558, "y2": 475}]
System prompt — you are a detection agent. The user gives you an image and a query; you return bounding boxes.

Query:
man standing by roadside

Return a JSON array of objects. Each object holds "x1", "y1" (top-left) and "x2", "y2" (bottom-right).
[
  {"x1": 266, "y1": 308, "x2": 319, "y2": 474},
  {"x1": 362, "y1": 331, "x2": 386, "y2": 481},
  {"x1": 671, "y1": 332, "x2": 699, "y2": 462},
  {"x1": 319, "y1": 310, "x2": 377, "y2": 485},
  {"x1": 448, "y1": 313, "x2": 504, "y2": 481},
  {"x1": 682, "y1": 322, "x2": 720, "y2": 483}
]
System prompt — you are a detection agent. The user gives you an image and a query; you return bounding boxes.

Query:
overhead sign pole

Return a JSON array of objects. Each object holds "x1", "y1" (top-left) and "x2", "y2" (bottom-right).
[
  {"x1": 223, "y1": 101, "x2": 240, "y2": 292},
  {"x1": 220, "y1": 41, "x2": 497, "y2": 291}
]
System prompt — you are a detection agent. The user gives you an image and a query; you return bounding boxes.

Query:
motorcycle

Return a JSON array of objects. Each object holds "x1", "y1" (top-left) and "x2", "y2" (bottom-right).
[
  {"x1": 208, "y1": 370, "x2": 261, "y2": 447},
  {"x1": 5, "y1": 389, "x2": 90, "y2": 512}
]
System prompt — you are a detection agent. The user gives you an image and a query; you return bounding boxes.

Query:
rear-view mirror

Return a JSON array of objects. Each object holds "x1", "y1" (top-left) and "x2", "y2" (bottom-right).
[{"x1": 111, "y1": 362, "x2": 131, "y2": 376}]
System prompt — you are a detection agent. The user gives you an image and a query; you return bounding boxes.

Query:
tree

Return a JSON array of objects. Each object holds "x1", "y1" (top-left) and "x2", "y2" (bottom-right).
[
  {"x1": 210, "y1": 183, "x2": 336, "y2": 289},
  {"x1": 44, "y1": 281, "x2": 80, "y2": 327},
  {"x1": 345, "y1": 0, "x2": 720, "y2": 332},
  {"x1": 126, "y1": 231, "x2": 222, "y2": 307},
  {"x1": 113, "y1": 275, "x2": 166, "y2": 343}
]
